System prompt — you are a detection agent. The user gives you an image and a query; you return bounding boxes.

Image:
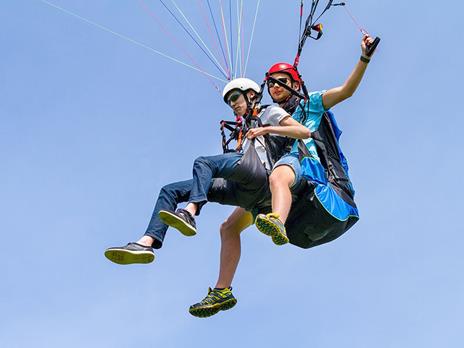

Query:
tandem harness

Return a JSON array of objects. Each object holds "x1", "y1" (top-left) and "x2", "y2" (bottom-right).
[
  {"x1": 219, "y1": 102, "x2": 359, "y2": 249},
  {"x1": 285, "y1": 109, "x2": 359, "y2": 249}
]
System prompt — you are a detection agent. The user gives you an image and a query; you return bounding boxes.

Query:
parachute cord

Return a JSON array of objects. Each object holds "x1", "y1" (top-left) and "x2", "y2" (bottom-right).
[
  {"x1": 205, "y1": 0, "x2": 231, "y2": 79},
  {"x1": 341, "y1": 4, "x2": 370, "y2": 36},
  {"x1": 313, "y1": 0, "x2": 333, "y2": 24},
  {"x1": 39, "y1": 0, "x2": 227, "y2": 84},
  {"x1": 295, "y1": 0, "x2": 317, "y2": 66},
  {"x1": 234, "y1": 0, "x2": 240, "y2": 78},
  {"x1": 219, "y1": 0, "x2": 233, "y2": 80},
  {"x1": 234, "y1": 0, "x2": 243, "y2": 78},
  {"x1": 298, "y1": 0, "x2": 304, "y2": 48},
  {"x1": 295, "y1": 0, "x2": 341, "y2": 67},
  {"x1": 157, "y1": 0, "x2": 228, "y2": 79},
  {"x1": 168, "y1": 0, "x2": 229, "y2": 78},
  {"x1": 240, "y1": 0, "x2": 246, "y2": 77},
  {"x1": 244, "y1": 0, "x2": 261, "y2": 77},
  {"x1": 310, "y1": 0, "x2": 319, "y2": 20},
  {"x1": 197, "y1": 0, "x2": 230, "y2": 79},
  {"x1": 229, "y1": 0, "x2": 235, "y2": 78},
  {"x1": 138, "y1": 0, "x2": 221, "y2": 92}
]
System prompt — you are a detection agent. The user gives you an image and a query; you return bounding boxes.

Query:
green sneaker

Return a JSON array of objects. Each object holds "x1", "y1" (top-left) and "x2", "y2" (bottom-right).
[
  {"x1": 255, "y1": 213, "x2": 289, "y2": 245},
  {"x1": 189, "y1": 287, "x2": 237, "y2": 318}
]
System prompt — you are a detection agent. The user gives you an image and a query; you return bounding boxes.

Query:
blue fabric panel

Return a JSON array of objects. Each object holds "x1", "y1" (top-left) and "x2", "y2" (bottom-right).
[
  {"x1": 300, "y1": 156, "x2": 327, "y2": 185},
  {"x1": 314, "y1": 184, "x2": 359, "y2": 221}
]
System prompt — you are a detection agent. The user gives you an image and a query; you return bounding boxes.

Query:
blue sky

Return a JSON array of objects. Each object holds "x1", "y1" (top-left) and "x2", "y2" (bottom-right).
[{"x1": 1, "y1": 1, "x2": 463, "y2": 347}]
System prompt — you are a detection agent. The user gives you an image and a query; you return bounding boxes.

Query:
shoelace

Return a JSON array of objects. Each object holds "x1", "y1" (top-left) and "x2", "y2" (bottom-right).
[
  {"x1": 199, "y1": 289, "x2": 229, "y2": 305},
  {"x1": 177, "y1": 209, "x2": 194, "y2": 224},
  {"x1": 266, "y1": 213, "x2": 284, "y2": 226}
]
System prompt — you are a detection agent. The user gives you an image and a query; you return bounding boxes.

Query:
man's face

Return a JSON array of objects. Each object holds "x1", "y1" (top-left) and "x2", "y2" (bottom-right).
[
  {"x1": 268, "y1": 72, "x2": 299, "y2": 103},
  {"x1": 227, "y1": 90, "x2": 248, "y2": 116}
]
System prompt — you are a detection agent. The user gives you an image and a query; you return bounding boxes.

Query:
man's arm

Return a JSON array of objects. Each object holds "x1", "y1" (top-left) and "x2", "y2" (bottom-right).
[{"x1": 322, "y1": 35, "x2": 375, "y2": 110}]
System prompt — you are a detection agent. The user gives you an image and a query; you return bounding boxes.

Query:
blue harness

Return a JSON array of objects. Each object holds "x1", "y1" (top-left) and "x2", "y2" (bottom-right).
[{"x1": 286, "y1": 111, "x2": 359, "y2": 249}]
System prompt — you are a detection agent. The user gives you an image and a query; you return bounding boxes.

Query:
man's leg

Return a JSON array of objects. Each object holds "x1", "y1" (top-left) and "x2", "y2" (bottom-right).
[
  {"x1": 189, "y1": 207, "x2": 253, "y2": 318},
  {"x1": 186, "y1": 152, "x2": 243, "y2": 215},
  {"x1": 216, "y1": 207, "x2": 254, "y2": 288},
  {"x1": 104, "y1": 180, "x2": 194, "y2": 265},
  {"x1": 160, "y1": 153, "x2": 243, "y2": 233}
]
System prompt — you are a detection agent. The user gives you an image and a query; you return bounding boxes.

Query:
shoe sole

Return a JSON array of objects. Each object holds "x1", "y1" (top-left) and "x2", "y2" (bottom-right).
[
  {"x1": 159, "y1": 210, "x2": 196, "y2": 237},
  {"x1": 104, "y1": 249, "x2": 155, "y2": 265},
  {"x1": 255, "y1": 216, "x2": 289, "y2": 246},
  {"x1": 189, "y1": 298, "x2": 237, "y2": 318}
]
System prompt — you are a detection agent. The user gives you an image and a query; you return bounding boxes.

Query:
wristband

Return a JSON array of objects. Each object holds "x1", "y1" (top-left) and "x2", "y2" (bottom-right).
[{"x1": 360, "y1": 56, "x2": 370, "y2": 64}]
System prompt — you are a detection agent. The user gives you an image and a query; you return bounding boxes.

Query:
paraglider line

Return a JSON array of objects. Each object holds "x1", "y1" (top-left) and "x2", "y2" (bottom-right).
[
  {"x1": 168, "y1": 0, "x2": 229, "y2": 78},
  {"x1": 219, "y1": 0, "x2": 233, "y2": 80},
  {"x1": 313, "y1": 0, "x2": 333, "y2": 24},
  {"x1": 244, "y1": 0, "x2": 261, "y2": 76},
  {"x1": 240, "y1": 0, "x2": 246, "y2": 77},
  {"x1": 229, "y1": 0, "x2": 235, "y2": 78},
  {"x1": 138, "y1": 0, "x2": 221, "y2": 91},
  {"x1": 298, "y1": 0, "x2": 304, "y2": 48},
  {"x1": 157, "y1": 0, "x2": 228, "y2": 79},
  {"x1": 40, "y1": 0, "x2": 228, "y2": 83},
  {"x1": 341, "y1": 4, "x2": 370, "y2": 36},
  {"x1": 205, "y1": 0, "x2": 231, "y2": 79},
  {"x1": 234, "y1": 0, "x2": 242, "y2": 78}
]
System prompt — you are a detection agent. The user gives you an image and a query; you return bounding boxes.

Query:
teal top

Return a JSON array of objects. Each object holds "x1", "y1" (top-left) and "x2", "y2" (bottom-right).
[{"x1": 290, "y1": 90, "x2": 328, "y2": 162}]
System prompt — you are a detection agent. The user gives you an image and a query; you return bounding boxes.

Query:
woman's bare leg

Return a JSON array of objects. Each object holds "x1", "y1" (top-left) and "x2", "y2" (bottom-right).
[{"x1": 269, "y1": 165, "x2": 295, "y2": 224}]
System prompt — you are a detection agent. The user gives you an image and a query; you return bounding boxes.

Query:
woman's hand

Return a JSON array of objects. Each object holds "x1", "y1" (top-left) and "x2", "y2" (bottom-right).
[{"x1": 361, "y1": 34, "x2": 375, "y2": 59}]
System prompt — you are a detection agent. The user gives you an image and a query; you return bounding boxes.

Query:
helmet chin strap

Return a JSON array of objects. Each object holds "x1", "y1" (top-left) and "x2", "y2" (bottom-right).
[
  {"x1": 277, "y1": 94, "x2": 293, "y2": 105},
  {"x1": 243, "y1": 91, "x2": 260, "y2": 118}
]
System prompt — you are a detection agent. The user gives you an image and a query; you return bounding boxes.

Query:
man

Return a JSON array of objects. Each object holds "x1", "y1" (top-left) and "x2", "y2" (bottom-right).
[
  {"x1": 104, "y1": 78, "x2": 308, "y2": 267},
  {"x1": 157, "y1": 78, "x2": 309, "y2": 235},
  {"x1": 189, "y1": 34, "x2": 375, "y2": 318}
]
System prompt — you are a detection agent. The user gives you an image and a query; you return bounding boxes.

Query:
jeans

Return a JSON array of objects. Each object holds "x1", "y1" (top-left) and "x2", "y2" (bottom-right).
[
  {"x1": 189, "y1": 152, "x2": 243, "y2": 210},
  {"x1": 145, "y1": 149, "x2": 270, "y2": 249},
  {"x1": 145, "y1": 180, "x2": 193, "y2": 249}
]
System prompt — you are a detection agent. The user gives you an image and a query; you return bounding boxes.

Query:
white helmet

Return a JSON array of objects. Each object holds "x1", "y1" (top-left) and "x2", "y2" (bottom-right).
[{"x1": 222, "y1": 78, "x2": 261, "y2": 103}]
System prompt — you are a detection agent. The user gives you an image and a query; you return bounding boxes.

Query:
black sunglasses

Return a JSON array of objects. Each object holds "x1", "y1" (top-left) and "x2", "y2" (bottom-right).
[
  {"x1": 268, "y1": 77, "x2": 290, "y2": 88},
  {"x1": 227, "y1": 90, "x2": 242, "y2": 104}
]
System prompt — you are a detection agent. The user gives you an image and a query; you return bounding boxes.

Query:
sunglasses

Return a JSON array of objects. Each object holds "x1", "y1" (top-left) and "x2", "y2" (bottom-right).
[
  {"x1": 227, "y1": 90, "x2": 242, "y2": 105},
  {"x1": 268, "y1": 77, "x2": 290, "y2": 88}
]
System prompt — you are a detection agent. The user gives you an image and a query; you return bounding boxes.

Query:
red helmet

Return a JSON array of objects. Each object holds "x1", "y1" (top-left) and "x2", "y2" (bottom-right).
[{"x1": 267, "y1": 62, "x2": 301, "y2": 83}]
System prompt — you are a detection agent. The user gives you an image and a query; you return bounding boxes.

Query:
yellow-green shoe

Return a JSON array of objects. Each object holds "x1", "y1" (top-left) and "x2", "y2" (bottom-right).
[
  {"x1": 255, "y1": 213, "x2": 289, "y2": 245},
  {"x1": 189, "y1": 287, "x2": 237, "y2": 318}
]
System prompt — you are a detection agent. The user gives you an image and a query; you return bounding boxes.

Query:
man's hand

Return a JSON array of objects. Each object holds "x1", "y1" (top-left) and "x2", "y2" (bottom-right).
[{"x1": 246, "y1": 127, "x2": 269, "y2": 139}]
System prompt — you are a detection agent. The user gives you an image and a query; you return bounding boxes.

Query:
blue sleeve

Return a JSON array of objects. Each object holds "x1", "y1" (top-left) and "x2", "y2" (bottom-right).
[{"x1": 309, "y1": 90, "x2": 328, "y2": 113}]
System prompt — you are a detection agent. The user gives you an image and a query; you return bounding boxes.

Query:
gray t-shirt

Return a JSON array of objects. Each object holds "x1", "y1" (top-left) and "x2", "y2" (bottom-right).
[{"x1": 242, "y1": 104, "x2": 289, "y2": 170}]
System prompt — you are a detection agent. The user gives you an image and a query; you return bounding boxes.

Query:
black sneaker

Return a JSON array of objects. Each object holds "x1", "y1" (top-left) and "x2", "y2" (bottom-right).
[
  {"x1": 159, "y1": 209, "x2": 197, "y2": 236},
  {"x1": 189, "y1": 287, "x2": 237, "y2": 318},
  {"x1": 104, "y1": 242, "x2": 155, "y2": 265}
]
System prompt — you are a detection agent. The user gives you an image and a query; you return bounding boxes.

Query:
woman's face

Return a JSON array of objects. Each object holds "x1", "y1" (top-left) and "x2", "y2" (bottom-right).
[{"x1": 268, "y1": 72, "x2": 297, "y2": 103}]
